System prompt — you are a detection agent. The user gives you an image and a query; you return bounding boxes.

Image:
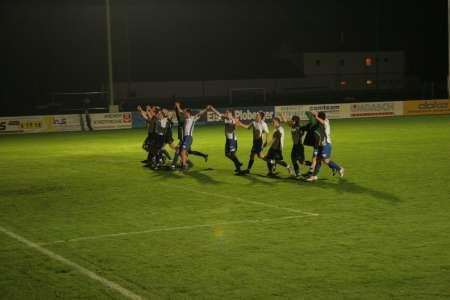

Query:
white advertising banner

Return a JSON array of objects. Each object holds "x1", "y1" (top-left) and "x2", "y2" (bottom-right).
[
  {"x1": 301, "y1": 103, "x2": 350, "y2": 119},
  {"x1": 349, "y1": 101, "x2": 403, "y2": 118},
  {"x1": 0, "y1": 112, "x2": 133, "y2": 134},
  {"x1": 275, "y1": 103, "x2": 350, "y2": 120},
  {"x1": 90, "y1": 112, "x2": 133, "y2": 130},
  {"x1": 0, "y1": 115, "x2": 47, "y2": 134},
  {"x1": 45, "y1": 114, "x2": 82, "y2": 132},
  {"x1": 0, "y1": 114, "x2": 83, "y2": 134},
  {"x1": 274, "y1": 105, "x2": 303, "y2": 119}
]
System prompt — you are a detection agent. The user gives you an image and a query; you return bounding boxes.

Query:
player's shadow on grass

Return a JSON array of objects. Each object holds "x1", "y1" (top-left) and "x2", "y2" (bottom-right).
[
  {"x1": 236, "y1": 173, "x2": 271, "y2": 185},
  {"x1": 147, "y1": 166, "x2": 222, "y2": 185},
  {"x1": 314, "y1": 179, "x2": 401, "y2": 203},
  {"x1": 183, "y1": 169, "x2": 223, "y2": 184}
]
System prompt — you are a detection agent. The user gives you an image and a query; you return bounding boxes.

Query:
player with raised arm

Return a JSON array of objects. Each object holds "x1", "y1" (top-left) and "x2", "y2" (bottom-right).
[
  {"x1": 176, "y1": 104, "x2": 210, "y2": 171},
  {"x1": 305, "y1": 111, "x2": 344, "y2": 182},
  {"x1": 209, "y1": 106, "x2": 243, "y2": 173},
  {"x1": 137, "y1": 105, "x2": 157, "y2": 164},
  {"x1": 280, "y1": 113, "x2": 310, "y2": 179},
  {"x1": 163, "y1": 109, "x2": 177, "y2": 151},
  {"x1": 152, "y1": 109, "x2": 171, "y2": 168},
  {"x1": 302, "y1": 111, "x2": 325, "y2": 180},
  {"x1": 264, "y1": 117, "x2": 292, "y2": 177},
  {"x1": 239, "y1": 112, "x2": 269, "y2": 174},
  {"x1": 171, "y1": 102, "x2": 209, "y2": 168}
]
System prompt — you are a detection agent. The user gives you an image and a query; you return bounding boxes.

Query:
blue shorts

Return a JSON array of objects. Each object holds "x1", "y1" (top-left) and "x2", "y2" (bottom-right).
[
  {"x1": 314, "y1": 143, "x2": 332, "y2": 159},
  {"x1": 181, "y1": 135, "x2": 193, "y2": 151},
  {"x1": 225, "y1": 139, "x2": 237, "y2": 155}
]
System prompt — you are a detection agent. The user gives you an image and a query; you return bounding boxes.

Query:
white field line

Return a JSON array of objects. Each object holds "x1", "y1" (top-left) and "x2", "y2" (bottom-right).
[
  {"x1": 42, "y1": 214, "x2": 310, "y2": 246},
  {"x1": 0, "y1": 226, "x2": 145, "y2": 300},
  {"x1": 187, "y1": 189, "x2": 319, "y2": 217}
]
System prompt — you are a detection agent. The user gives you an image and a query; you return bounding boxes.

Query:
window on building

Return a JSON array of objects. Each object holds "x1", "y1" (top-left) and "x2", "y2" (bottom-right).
[{"x1": 364, "y1": 57, "x2": 373, "y2": 67}]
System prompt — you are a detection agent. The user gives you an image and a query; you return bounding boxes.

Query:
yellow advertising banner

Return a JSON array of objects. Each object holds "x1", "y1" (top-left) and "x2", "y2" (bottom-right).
[{"x1": 403, "y1": 99, "x2": 450, "y2": 115}]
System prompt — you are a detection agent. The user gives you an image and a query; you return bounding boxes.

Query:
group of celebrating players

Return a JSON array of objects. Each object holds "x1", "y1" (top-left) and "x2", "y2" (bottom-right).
[{"x1": 137, "y1": 102, "x2": 344, "y2": 182}]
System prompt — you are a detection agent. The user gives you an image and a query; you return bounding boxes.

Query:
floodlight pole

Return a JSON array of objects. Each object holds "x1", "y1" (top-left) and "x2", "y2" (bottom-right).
[
  {"x1": 448, "y1": 0, "x2": 450, "y2": 98},
  {"x1": 106, "y1": 0, "x2": 115, "y2": 111}
]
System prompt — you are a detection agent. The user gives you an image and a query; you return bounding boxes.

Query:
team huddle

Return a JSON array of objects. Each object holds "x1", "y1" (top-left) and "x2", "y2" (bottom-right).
[{"x1": 137, "y1": 102, "x2": 344, "y2": 182}]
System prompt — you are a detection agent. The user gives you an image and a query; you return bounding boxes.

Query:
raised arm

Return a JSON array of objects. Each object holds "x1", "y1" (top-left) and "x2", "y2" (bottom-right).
[
  {"x1": 137, "y1": 105, "x2": 149, "y2": 120},
  {"x1": 209, "y1": 105, "x2": 223, "y2": 118},
  {"x1": 313, "y1": 112, "x2": 326, "y2": 125},
  {"x1": 305, "y1": 111, "x2": 318, "y2": 126},
  {"x1": 175, "y1": 102, "x2": 183, "y2": 114},
  {"x1": 237, "y1": 119, "x2": 251, "y2": 129},
  {"x1": 194, "y1": 105, "x2": 210, "y2": 118},
  {"x1": 280, "y1": 113, "x2": 293, "y2": 126}
]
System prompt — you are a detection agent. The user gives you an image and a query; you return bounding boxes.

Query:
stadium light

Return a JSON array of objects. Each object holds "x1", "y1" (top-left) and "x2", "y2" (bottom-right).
[
  {"x1": 448, "y1": 0, "x2": 450, "y2": 97},
  {"x1": 106, "y1": 0, "x2": 115, "y2": 112}
]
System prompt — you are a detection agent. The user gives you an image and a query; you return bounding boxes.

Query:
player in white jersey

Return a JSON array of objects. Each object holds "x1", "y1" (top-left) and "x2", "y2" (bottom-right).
[
  {"x1": 238, "y1": 111, "x2": 270, "y2": 174},
  {"x1": 176, "y1": 104, "x2": 210, "y2": 170},
  {"x1": 264, "y1": 117, "x2": 292, "y2": 177},
  {"x1": 171, "y1": 102, "x2": 209, "y2": 168},
  {"x1": 209, "y1": 106, "x2": 243, "y2": 173},
  {"x1": 306, "y1": 111, "x2": 344, "y2": 181}
]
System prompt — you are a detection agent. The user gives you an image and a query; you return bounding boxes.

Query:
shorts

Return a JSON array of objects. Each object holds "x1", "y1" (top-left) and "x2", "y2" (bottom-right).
[
  {"x1": 291, "y1": 144, "x2": 305, "y2": 163},
  {"x1": 266, "y1": 148, "x2": 283, "y2": 161},
  {"x1": 143, "y1": 132, "x2": 156, "y2": 151},
  {"x1": 164, "y1": 132, "x2": 174, "y2": 145},
  {"x1": 225, "y1": 139, "x2": 237, "y2": 155},
  {"x1": 251, "y1": 138, "x2": 264, "y2": 154},
  {"x1": 181, "y1": 135, "x2": 193, "y2": 151},
  {"x1": 155, "y1": 134, "x2": 165, "y2": 149},
  {"x1": 314, "y1": 143, "x2": 332, "y2": 159}
]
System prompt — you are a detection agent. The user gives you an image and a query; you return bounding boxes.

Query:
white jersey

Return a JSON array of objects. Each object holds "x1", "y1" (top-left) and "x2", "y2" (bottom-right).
[
  {"x1": 251, "y1": 120, "x2": 269, "y2": 140},
  {"x1": 323, "y1": 119, "x2": 332, "y2": 145},
  {"x1": 183, "y1": 115, "x2": 200, "y2": 137},
  {"x1": 223, "y1": 117, "x2": 237, "y2": 140},
  {"x1": 155, "y1": 118, "x2": 168, "y2": 136}
]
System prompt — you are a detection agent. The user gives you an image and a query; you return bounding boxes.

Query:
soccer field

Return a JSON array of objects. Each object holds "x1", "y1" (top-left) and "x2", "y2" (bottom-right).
[{"x1": 0, "y1": 115, "x2": 449, "y2": 299}]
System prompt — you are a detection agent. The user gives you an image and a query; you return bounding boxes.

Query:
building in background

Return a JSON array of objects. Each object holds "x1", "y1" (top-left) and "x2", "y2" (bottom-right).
[
  {"x1": 113, "y1": 52, "x2": 407, "y2": 109},
  {"x1": 303, "y1": 51, "x2": 404, "y2": 91}
]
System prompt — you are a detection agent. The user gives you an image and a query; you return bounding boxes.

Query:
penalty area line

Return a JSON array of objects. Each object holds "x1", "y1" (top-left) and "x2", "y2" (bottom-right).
[
  {"x1": 0, "y1": 225, "x2": 145, "y2": 300},
  {"x1": 42, "y1": 214, "x2": 311, "y2": 246}
]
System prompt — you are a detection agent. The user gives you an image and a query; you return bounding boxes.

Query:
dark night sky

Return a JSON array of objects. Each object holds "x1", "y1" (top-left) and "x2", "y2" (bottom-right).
[{"x1": 1, "y1": 0, "x2": 448, "y2": 108}]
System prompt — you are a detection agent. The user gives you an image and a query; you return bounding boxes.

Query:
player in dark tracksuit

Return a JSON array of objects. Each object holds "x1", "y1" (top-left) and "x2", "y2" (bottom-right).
[
  {"x1": 137, "y1": 105, "x2": 158, "y2": 164},
  {"x1": 303, "y1": 111, "x2": 327, "y2": 181},
  {"x1": 264, "y1": 117, "x2": 292, "y2": 177},
  {"x1": 280, "y1": 113, "x2": 309, "y2": 178},
  {"x1": 151, "y1": 111, "x2": 171, "y2": 168},
  {"x1": 305, "y1": 111, "x2": 344, "y2": 181},
  {"x1": 159, "y1": 109, "x2": 175, "y2": 162}
]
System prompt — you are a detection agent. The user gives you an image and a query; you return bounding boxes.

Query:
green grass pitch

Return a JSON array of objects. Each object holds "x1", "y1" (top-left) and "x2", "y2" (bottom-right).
[{"x1": 0, "y1": 115, "x2": 450, "y2": 299}]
